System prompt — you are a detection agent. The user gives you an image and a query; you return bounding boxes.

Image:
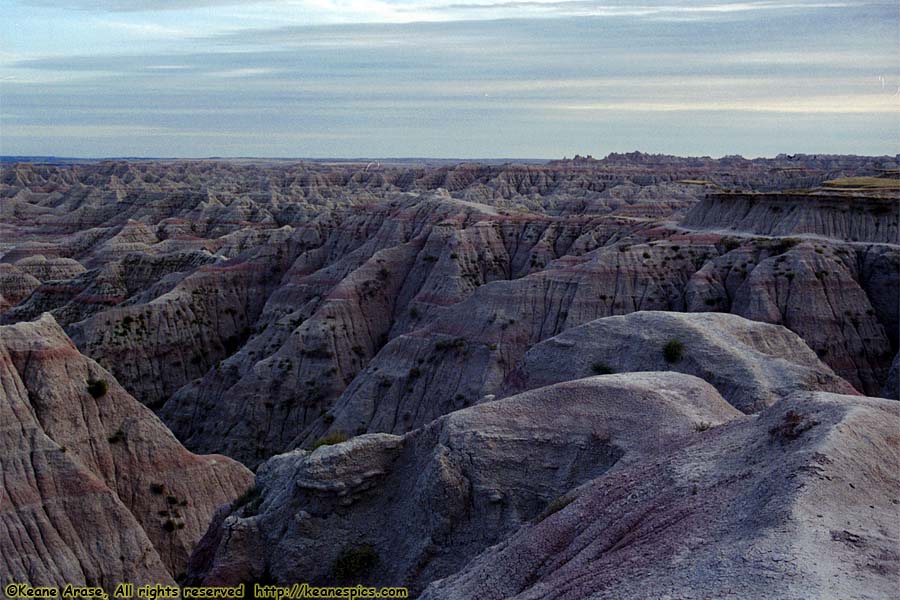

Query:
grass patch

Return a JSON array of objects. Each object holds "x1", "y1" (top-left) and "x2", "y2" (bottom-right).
[
  {"x1": 312, "y1": 431, "x2": 349, "y2": 450},
  {"x1": 821, "y1": 177, "x2": 900, "y2": 190}
]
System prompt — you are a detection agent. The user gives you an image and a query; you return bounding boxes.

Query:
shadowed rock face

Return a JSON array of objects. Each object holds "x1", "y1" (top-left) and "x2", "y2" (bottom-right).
[
  {"x1": 883, "y1": 353, "x2": 900, "y2": 399},
  {"x1": 184, "y1": 373, "x2": 743, "y2": 593},
  {"x1": 420, "y1": 393, "x2": 900, "y2": 600},
  {"x1": 505, "y1": 311, "x2": 858, "y2": 412},
  {"x1": 681, "y1": 192, "x2": 899, "y2": 244},
  {"x1": 0, "y1": 315, "x2": 253, "y2": 589},
  {"x1": 1, "y1": 158, "x2": 896, "y2": 469},
  {"x1": 307, "y1": 238, "x2": 893, "y2": 452},
  {"x1": 0, "y1": 157, "x2": 897, "y2": 595}
]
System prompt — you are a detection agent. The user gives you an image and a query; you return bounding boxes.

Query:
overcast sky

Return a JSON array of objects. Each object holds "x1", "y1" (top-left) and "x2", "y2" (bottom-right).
[{"x1": 1, "y1": 0, "x2": 897, "y2": 158}]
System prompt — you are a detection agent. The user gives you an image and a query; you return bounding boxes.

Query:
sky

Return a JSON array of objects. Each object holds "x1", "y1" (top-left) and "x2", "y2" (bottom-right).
[{"x1": 1, "y1": 0, "x2": 897, "y2": 158}]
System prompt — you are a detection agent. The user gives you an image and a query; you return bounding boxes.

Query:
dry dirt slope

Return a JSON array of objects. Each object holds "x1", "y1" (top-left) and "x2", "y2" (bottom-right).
[
  {"x1": 420, "y1": 392, "x2": 900, "y2": 600},
  {"x1": 0, "y1": 315, "x2": 253, "y2": 589}
]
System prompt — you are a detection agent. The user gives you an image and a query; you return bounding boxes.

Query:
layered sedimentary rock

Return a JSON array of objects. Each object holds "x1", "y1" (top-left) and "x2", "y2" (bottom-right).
[
  {"x1": 158, "y1": 195, "x2": 663, "y2": 464},
  {"x1": 306, "y1": 236, "x2": 894, "y2": 454},
  {"x1": 1, "y1": 158, "x2": 896, "y2": 468},
  {"x1": 0, "y1": 315, "x2": 253, "y2": 588},
  {"x1": 421, "y1": 393, "x2": 900, "y2": 600},
  {"x1": 13, "y1": 255, "x2": 86, "y2": 282},
  {"x1": 185, "y1": 373, "x2": 742, "y2": 592},
  {"x1": 680, "y1": 192, "x2": 899, "y2": 244},
  {"x1": 0, "y1": 157, "x2": 897, "y2": 596},
  {"x1": 0, "y1": 263, "x2": 40, "y2": 312},
  {"x1": 683, "y1": 240, "x2": 897, "y2": 395},
  {"x1": 506, "y1": 311, "x2": 857, "y2": 412}
]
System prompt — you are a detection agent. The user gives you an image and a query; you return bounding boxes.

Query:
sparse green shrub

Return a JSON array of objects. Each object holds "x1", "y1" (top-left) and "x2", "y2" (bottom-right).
[
  {"x1": 149, "y1": 483, "x2": 165, "y2": 495},
  {"x1": 224, "y1": 335, "x2": 241, "y2": 354},
  {"x1": 591, "y1": 362, "x2": 614, "y2": 375},
  {"x1": 663, "y1": 339, "x2": 684, "y2": 364},
  {"x1": 435, "y1": 337, "x2": 467, "y2": 352},
  {"x1": 86, "y1": 378, "x2": 109, "y2": 399},
  {"x1": 107, "y1": 429, "x2": 125, "y2": 444},
  {"x1": 539, "y1": 493, "x2": 575, "y2": 521},
  {"x1": 312, "y1": 431, "x2": 349, "y2": 449},
  {"x1": 332, "y1": 544, "x2": 379, "y2": 580},
  {"x1": 232, "y1": 485, "x2": 264, "y2": 516},
  {"x1": 771, "y1": 237, "x2": 800, "y2": 255},
  {"x1": 301, "y1": 347, "x2": 333, "y2": 359},
  {"x1": 162, "y1": 519, "x2": 177, "y2": 532}
]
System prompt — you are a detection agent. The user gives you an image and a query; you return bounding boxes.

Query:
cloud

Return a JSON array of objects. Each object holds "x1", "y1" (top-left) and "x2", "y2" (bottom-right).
[
  {"x1": 4, "y1": 0, "x2": 897, "y2": 157},
  {"x1": 559, "y1": 94, "x2": 899, "y2": 113},
  {"x1": 21, "y1": 0, "x2": 865, "y2": 22},
  {"x1": 425, "y1": 0, "x2": 855, "y2": 19},
  {"x1": 205, "y1": 67, "x2": 279, "y2": 77},
  {"x1": 24, "y1": 0, "x2": 255, "y2": 11},
  {"x1": 94, "y1": 19, "x2": 192, "y2": 37}
]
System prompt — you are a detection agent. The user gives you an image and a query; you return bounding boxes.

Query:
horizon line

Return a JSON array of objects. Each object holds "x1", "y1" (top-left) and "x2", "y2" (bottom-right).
[{"x1": 4, "y1": 151, "x2": 899, "y2": 163}]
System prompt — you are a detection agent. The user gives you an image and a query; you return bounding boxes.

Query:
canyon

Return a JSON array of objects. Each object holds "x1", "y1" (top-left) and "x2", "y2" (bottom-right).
[{"x1": 0, "y1": 154, "x2": 897, "y2": 597}]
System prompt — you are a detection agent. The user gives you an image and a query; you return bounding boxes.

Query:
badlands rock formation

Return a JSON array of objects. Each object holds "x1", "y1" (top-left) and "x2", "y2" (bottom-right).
[
  {"x1": 681, "y1": 192, "x2": 899, "y2": 244},
  {"x1": 1, "y1": 157, "x2": 896, "y2": 469},
  {"x1": 0, "y1": 315, "x2": 252, "y2": 588},
  {"x1": 506, "y1": 311, "x2": 858, "y2": 412},
  {"x1": 186, "y1": 373, "x2": 743, "y2": 593},
  {"x1": 420, "y1": 392, "x2": 900, "y2": 600},
  {"x1": 0, "y1": 155, "x2": 896, "y2": 594}
]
